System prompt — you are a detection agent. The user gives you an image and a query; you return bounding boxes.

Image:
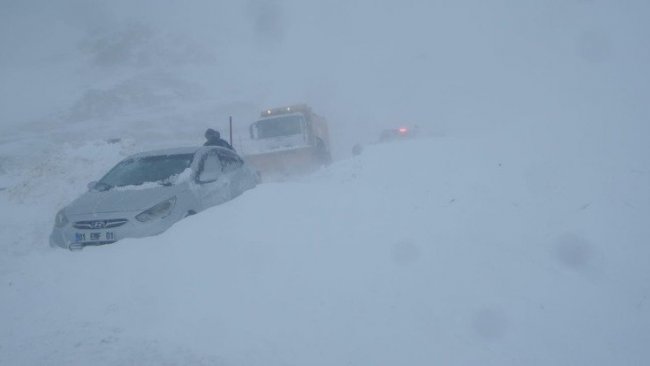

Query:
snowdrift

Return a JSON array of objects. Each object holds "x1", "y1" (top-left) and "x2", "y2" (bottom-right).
[{"x1": 1, "y1": 135, "x2": 649, "y2": 365}]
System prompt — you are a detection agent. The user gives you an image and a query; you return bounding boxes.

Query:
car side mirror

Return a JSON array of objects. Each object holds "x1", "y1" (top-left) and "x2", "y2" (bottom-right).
[
  {"x1": 87, "y1": 181, "x2": 98, "y2": 191},
  {"x1": 198, "y1": 170, "x2": 219, "y2": 183}
]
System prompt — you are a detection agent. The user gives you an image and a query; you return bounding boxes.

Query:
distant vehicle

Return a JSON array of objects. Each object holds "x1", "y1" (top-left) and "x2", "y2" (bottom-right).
[
  {"x1": 379, "y1": 126, "x2": 417, "y2": 142},
  {"x1": 243, "y1": 104, "x2": 331, "y2": 179},
  {"x1": 50, "y1": 146, "x2": 258, "y2": 250}
]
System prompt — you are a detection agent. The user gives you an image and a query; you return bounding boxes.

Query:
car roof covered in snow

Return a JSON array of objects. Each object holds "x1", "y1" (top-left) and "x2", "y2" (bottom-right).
[
  {"x1": 127, "y1": 146, "x2": 238, "y2": 160},
  {"x1": 128, "y1": 146, "x2": 204, "y2": 159}
]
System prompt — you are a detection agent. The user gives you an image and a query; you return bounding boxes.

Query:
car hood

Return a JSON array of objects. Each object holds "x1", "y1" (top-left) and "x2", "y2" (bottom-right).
[{"x1": 65, "y1": 186, "x2": 180, "y2": 216}]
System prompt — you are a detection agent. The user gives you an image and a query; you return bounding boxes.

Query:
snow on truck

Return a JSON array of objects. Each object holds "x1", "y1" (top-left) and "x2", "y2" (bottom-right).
[{"x1": 243, "y1": 104, "x2": 331, "y2": 178}]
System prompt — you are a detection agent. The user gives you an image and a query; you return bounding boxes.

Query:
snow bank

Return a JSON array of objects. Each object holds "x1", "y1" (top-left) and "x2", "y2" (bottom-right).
[
  {"x1": 0, "y1": 140, "x2": 131, "y2": 258},
  {"x1": 1, "y1": 134, "x2": 649, "y2": 365}
]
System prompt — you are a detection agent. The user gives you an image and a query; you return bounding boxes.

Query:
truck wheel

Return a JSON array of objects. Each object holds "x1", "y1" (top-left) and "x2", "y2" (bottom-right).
[{"x1": 315, "y1": 139, "x2": 331, "y2": 165}]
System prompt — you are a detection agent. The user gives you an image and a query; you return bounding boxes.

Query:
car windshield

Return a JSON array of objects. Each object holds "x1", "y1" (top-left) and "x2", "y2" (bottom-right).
[
  {"x1": 254, "y1": 115, "x2": 304, "y2": 139},
  {"x1": 98, "y1": 153, "x2": 194, "y2": 188}
]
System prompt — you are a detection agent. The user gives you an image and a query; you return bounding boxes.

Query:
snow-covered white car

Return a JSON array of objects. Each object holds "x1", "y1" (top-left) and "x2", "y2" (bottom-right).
[{"x1": 50, "y1": 146, "x2": 258, "y2": 250}]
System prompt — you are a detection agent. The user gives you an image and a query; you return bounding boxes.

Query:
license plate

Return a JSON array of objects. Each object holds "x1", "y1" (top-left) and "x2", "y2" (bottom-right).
[{"x1": 75, "y1": 231, "x2": 115, "y2": 243}]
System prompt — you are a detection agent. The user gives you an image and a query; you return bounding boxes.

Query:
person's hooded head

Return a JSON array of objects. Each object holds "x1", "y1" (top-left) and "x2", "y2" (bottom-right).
[{"x1": 205, "y1": 128, "x2": 220, "y2": 140}]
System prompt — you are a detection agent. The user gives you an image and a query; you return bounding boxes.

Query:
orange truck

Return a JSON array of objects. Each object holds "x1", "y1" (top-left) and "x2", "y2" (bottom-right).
[{"x1": 243, "y1": 104, "x2": 331, "y2": 179}]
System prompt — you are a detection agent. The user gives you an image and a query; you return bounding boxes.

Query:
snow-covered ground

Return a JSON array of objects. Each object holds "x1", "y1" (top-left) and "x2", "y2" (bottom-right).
[
  {"x1": 2, "y1": 1, "x2": 650, "y2": 364},
  {"x1": 1, "y1": 130, "x2": 648, "y2": 365}
]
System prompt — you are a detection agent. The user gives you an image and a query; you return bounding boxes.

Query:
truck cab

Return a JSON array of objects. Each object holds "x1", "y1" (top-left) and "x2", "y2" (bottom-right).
[{"x1": 244, "y1": 104, "x2": 331, "y2": 179}]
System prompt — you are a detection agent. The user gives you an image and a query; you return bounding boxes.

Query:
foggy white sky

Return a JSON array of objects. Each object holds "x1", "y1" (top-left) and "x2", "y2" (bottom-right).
[{"x1": 1, "y1": 0, "x2": 649, "y2": 152}]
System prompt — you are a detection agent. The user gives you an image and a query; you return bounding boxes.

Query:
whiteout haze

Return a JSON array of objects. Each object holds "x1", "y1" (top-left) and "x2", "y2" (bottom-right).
[{"x1": 1, "y1": 1, "x2": 649, "y2": 365}]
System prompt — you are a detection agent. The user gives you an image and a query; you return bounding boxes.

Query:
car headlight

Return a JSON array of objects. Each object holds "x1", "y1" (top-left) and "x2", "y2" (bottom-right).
[
  {"x1": 135, "y1": 197, "x2": 176, "y2": 222},
  {"x1": 55, "y1": 210, "x2": 69, "y2": 228}
]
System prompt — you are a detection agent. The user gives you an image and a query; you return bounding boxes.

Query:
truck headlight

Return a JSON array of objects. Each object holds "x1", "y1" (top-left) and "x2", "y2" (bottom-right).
[
  {"x1": 55, "y1": 210, "x2": 69, "y2": 228},
  {"x1": 135, "y1": 197, "x2": 176, "y2": 222}
]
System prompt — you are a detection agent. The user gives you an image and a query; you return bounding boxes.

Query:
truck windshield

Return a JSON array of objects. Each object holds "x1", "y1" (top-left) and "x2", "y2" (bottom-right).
[
  {"x1": 98, "y1": 154, "x2": 194, "y2": 188},
  {"x1": 254, "y1": 115, "x2": 304, "y2": 139}
]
